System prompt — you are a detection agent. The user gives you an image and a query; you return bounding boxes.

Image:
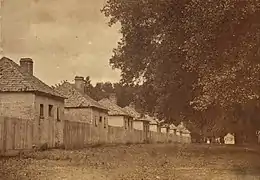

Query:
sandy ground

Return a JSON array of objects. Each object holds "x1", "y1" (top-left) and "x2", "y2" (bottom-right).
[{"x1": 1, "y1": 143, "x2": 260, "y2": 180}]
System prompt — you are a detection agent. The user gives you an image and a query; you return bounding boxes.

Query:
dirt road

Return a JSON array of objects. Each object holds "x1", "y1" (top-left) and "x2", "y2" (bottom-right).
[{"x1": 1, "y1": 143, "x2": 260, "y2": 180}]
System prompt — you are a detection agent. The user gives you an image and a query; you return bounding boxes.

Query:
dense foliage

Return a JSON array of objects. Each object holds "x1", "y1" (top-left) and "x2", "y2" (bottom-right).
[
  {"x1": 102, "y1": 0, "x2": 260, "y2": 107},
  {"x1": 101, "y1": 0, "x2": 260, "y2": 142}
]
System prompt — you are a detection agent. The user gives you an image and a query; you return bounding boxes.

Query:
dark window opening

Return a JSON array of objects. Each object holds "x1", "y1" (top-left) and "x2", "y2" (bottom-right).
[
  {"x1": 104, "y1": 117, "x2": 106, "y2": 128},
  {"x1": 57, "y1": 108, "x2": 60, "y2": 121},
  {"x1": 125, "y1": 119, "x2": 128, "y2": 129},
  {"x1": 128, "y1": 119, "x2": 131, "y2": 129},
  {"x1": 40, "y1": 104, "x2": 44, "y2": 118},
  {"x1": 48, "y1": 105, "x2": 53, "y2": 117},
  {"x1": 99, "y1": 116, "x2": 102, "y2": 123},
  {"x1": 94, "y1": 116, "x2": 98, "y2": 127}
]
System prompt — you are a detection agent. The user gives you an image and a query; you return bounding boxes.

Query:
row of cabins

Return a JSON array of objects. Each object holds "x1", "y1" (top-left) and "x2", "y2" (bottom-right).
[{"x1": 0, "y1": 56, "x2": 191, "y2": 149}]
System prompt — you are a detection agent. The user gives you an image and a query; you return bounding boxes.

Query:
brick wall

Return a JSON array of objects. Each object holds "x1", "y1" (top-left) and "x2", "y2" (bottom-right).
[
  {"x1": 34, "y1": 95, "x2": 65, "y2": 147},
  {"x1": 108, "y1": 115, "x2": 124, "y2": 127},
  {"x1": 133, "y1": 121, "x2": 144, "y2": 130},
  {"x1": 91, "y1": 108, "x2": 108, "y2": 128},
  {"x1": 0, "y1": 92, "x2": 35, "y2": 120},
  {"x1": 65, "y1": 108, "x2": 92, "y2": 123},
  {"x1": 149, "y1": 124, "x2": 158, "y2": 132},
  {"x1": 0, "y1": 92, "x2": 65, "y2": 147}
]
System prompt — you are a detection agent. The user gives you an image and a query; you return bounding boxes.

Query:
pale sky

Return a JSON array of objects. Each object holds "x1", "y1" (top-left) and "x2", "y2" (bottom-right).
[{"x1": 1, "y1": 0, "x2": 121, "y2": 86}]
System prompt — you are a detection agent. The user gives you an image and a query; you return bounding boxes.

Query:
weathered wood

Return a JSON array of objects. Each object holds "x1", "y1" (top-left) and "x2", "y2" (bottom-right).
[
  {"x1": 0, "y1": 117, "x2": 34, "y2": 155},
  {"x1": 63, "y1": 120, "x2": 190, "y2": 150}
]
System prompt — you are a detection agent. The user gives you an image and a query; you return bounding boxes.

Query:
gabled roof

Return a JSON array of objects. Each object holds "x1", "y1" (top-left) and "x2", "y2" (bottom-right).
[
  {"x1": 177, "y1": 122, "x2": 190, "y2": 133},
  {"x1": 138, "y1": 114, "x2": 153, "y2": 122},
  {"x1": 98, "y1": 98, "x2": 130, "y2": 116},
  {"x1": 161, "y1": 123, "x2": 170, "y2": 128},
  {"x1": 0, "y1": 57, "x2": 65, "y2": 99},
  {"x1": 225, "y1": 133, "x2": 234, "y2": 137},
  {"x1": 170, "y1": 124, "x2": 177, "y2": 130},
  {"x1": 149, "y1": 117, "x2": 160, "y2": 125},
  {"x1": 123, "y1": 106, "x2": 141, "y2": 119},
  {"x1": 55, "y1": 82, "x2": 107, "y2": 110}
]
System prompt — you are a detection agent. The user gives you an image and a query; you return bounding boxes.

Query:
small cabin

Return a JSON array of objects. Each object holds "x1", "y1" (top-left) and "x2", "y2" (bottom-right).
[{"x1": 224, "y1": 133, "x2": 235, "y2": 144}]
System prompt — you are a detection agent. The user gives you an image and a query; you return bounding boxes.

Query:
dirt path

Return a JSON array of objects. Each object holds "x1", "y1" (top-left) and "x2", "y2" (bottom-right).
[{"x1": 1, "y1": 144, "x2": 260, "y2": 180}]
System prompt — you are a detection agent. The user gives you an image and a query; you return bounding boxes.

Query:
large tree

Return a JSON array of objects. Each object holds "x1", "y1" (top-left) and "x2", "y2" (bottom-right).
[
  {"x1": 102, "y1": 1, "x2": 260, "y2": 132},
  {"x1": 102, "y1": 0, "x2": 260, "y2": 108}
]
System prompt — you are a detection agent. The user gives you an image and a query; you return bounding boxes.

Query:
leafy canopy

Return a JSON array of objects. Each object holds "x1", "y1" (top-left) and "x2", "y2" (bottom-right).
[{"x1": 102, "y1": 0, "x2": 260, "y2": 113}]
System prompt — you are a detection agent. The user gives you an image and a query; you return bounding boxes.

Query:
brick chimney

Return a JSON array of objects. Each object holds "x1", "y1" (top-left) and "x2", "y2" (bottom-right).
[
  {"x1": 20, "y1": 58, "x2": 33, "y2": 75},
  {"x1": 74, "y1": 76, "x2": 85, "y2": 93},
  {"x1": 109, "y1": 93, "x2": 117, "y2": 104}
]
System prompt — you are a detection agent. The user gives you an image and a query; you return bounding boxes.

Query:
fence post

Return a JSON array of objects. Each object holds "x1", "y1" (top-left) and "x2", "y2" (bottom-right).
[
  {"x1": 63, "y1": 120, "x2": 67, "y2": 149},
  {"x1": 2, "y1": 117, "x2": 7, "y2": 154}
]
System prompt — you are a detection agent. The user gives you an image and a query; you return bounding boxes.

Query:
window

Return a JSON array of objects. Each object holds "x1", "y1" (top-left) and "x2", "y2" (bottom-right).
[
  {"x1": 48, "y1": 105, "x2": 53, "y2": 117},
  {"x1": 104, "y1": 117, "x2": 107, "y2": 128},
  {"x1": 94, "y1": 116, "x2": 98, "y2": 127},
  {"x1": 57, "y1": 108, "x2": 60, "y2": 121},
  {"x1": 128, "y1": 119, "x2": 131, "y2": 129},
  {"x1": 40, "y1": 104, "x2": 44, "y2": 118},
  {"x1": 99, "y1": 116, "x2": 102, "y2": 123},
  {"x1": 125, "y1": 119, "x2": 128, "y2": 129}
]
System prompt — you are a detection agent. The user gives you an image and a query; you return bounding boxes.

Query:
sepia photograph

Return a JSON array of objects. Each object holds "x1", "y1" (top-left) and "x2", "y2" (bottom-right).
[{"x1": 0, "y1": 0, "x2": 260, "y2": 179}]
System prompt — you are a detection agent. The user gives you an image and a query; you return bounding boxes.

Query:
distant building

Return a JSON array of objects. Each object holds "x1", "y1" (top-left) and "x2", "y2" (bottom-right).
[
  {"x1": 149, "y1": 117, "x2": 161, "y2": 132},
  {"x1": 224, "y1": 133, "x2": 235, "y2": 144},
  {"x1": 123, "y1": 104, "x2": 150, "y2": 140},
  {"x1": 177, "y1": 122, "x2": 191, "y2": 137},
  {"x1": 161, "y1": 123, "x2": 170, "y2": 134},
  {"x1": 169, "y1": 124, "x2": 177, "y2": 135},
  {"x1": 123, "y1": 103, "x2": 149, "y2": 131},
  {"x1": 99, "y1": 94, "x2": 133, "y2": 130},
  {"x1": 134, "y1": 115, "x2": 150, "y2": 131},
  {"x1": 0, "y1": 57, "x2": 66, "y2": 147},
  {"x1": 55, "y1": 76, "x2": 109, "y2": 129}
]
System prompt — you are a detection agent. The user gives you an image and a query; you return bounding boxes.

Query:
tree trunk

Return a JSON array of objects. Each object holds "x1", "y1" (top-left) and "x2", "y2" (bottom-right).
[
  {"x1": 235, "y1": 132, "x2": 244, "y2": 145},
  {"x1": 211, "y1": 136, "x2": 216, "y2": 144},
  {"x1": 220, "y1": 136, "x2": 224, "y2": 144}
]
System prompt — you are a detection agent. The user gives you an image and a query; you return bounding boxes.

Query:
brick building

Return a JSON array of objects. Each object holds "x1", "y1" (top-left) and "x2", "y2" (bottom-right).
[
  {"x1": 0, "y1": 57, "x2": 66, "y2": 147},
  {"x1": 55, "y1": 76, "x2": 109, "y2": 128},
  {"x1": 124, "y1": 104, "x2": 150, "y2": 134},
  {"x1": 99, "y1": 94, "x2": 133, "y2": 130},
  {"x1": 149, "y1": 117, "x2": 161, "y2": 132}
]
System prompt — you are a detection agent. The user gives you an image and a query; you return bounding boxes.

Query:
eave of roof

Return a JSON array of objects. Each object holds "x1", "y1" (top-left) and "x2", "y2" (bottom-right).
[
  {"x1": 0, "y1": 57, "x2": 66, "y2": 99},
  {"x1": 55, "y1": 82, "x2": 107, "y2": 111},
  {"x1": 99, "y1": 98, "x2": 132, "y2": 117}
]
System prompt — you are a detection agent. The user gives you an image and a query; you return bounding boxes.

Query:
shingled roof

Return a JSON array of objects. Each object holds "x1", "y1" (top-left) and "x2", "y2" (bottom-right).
[
  {"x1": 138, "y1": 114, "x2": 154, "y2": 122},
  {"x1": 169, "y1": 123, "x2": 177, "y2": 130},
  {"x1": 0, "y1": 57, "x2": 65, "y2": 99},
  {"x1": 177, "y1": 122, "x2": 191, "y2": 133},
  {"x1": 123, "y1": 106, "x2": 141, "y2": 119},
  {"x1": 98, "y1": 98, "x2": 131, "y2": 116},
  {"x1": 55, "y1": 82, "x2": 107, "y2": 110}
]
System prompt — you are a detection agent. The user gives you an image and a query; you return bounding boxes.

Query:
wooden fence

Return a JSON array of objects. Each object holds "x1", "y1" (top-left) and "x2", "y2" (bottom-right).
[
  {"x1": 63, "y1": 120, "x2": 191, "y2": 150},
  {"x1": 0, "y1": 117, "x2": 33, "y2": 155},
  {"x1": 0, "y1": 118, "x2": 192, "y2": 154},
  {"x1": 0, "y1": 116, "x2": 58, "y2": 155}
]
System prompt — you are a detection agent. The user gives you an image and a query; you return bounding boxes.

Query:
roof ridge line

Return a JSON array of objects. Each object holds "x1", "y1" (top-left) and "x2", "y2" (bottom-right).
[{"x1": 5, "y1": 58, "x2": 34, "y2": 90}]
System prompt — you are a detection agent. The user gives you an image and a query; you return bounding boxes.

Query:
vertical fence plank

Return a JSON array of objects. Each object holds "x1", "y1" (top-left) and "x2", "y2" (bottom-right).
[{"x1": 62, "y1": 120, "x2": 190, "y2": 150}]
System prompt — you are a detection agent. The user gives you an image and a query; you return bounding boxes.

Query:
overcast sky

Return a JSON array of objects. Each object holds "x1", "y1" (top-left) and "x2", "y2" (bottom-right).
[{"x1": 1, "y1": 0, "x2": 121, "y2": 85}]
